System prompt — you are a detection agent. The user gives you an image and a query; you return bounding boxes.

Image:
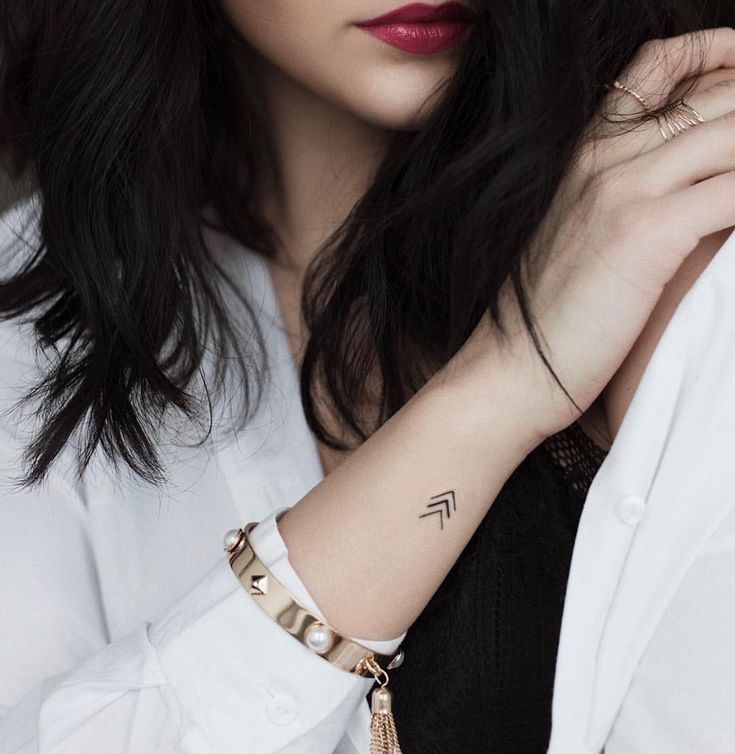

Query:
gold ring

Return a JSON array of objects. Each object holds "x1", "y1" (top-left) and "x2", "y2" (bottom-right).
[
  {"x1": 654, "y1": 97, "x2": 705, "y2": 142},
  {"x1": 610, "y1": 80, "x2": 651, "y2": 110},
  {"x1": 608, "y1": 79, "x2": 705, "y2": 143}
]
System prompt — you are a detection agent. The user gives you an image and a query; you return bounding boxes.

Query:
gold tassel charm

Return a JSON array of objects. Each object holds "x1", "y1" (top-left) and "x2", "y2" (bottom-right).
[
  {"x1": 370, "y1": 685, "x2": 402, "y2": 754},
  {"x1": 361, "y1": 654, "x2": 403, "y2": 754}
]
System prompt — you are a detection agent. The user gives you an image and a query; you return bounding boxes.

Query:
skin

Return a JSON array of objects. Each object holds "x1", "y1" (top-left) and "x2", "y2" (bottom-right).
[
  {"x1": 221, "y1": 0, "x2": 464, "y2": 131},
  {"x1": 221, "y1": 2, "x2": 735, "y2": 463},
  {"x1": 219, "y1": 0, "x2": 481, "y2": 473},
  {"x1": 217, "y1": 10, "x2": 735, "y2": 644},
  {"x1": 603, "y1": 68, "x2": 735, "y2": 444}
]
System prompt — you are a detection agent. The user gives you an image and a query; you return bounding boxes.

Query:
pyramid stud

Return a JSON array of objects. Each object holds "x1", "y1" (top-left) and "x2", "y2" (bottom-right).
[
  {"x1": 387, "y1": 648, "x2": 405, "y2": 669},
  {"x1": 250, "y1": 574, "x2": 268, "y2": 595}
]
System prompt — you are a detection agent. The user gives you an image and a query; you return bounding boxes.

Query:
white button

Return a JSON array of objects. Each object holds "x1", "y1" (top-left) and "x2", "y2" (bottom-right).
[
  {"x1": 617, "y1": 495, "x2": 647, "y2": 525},
  {"x1": 266, "y1": 693, "x2": 297, "y2": 725}
]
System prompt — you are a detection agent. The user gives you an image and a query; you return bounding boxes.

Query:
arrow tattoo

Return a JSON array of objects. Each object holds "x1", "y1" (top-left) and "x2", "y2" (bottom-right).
[{"x1": 418, "y1": 490, "x2": 456, "y2": 530}]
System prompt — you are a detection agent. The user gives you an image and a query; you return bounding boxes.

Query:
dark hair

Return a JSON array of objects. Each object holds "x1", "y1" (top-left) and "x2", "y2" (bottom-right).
[{"x1": 0, "y1": 1, "x2": 731, "y2": 488}]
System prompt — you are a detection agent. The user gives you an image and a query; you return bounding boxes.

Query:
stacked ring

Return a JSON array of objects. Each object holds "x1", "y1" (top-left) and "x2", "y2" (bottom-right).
[
  {"x1": 654, "y1": 96, "x2": 705, "y2": 141},
  {"x1": 608, "y1": 79, "x2": 705, "y2": 142}
]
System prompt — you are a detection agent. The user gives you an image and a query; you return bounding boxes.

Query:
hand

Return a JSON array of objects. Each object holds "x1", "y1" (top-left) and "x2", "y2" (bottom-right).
[
  {"x1": 603, "y1": 65, "x2": 735, "y2": 437},
  {"x1": 444, "y1": 27, "x2": 735, "y2": 445}
]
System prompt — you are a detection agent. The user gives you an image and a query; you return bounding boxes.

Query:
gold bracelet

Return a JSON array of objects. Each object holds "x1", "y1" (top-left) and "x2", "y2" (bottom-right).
[{"x1": 224, "y1": 520, "x2": 405, "y2": 753}]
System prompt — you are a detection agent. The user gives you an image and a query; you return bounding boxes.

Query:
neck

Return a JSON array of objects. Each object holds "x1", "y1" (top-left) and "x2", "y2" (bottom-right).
[{"x1": 255, "y1": 60, "x2": 393, "y2": 278}]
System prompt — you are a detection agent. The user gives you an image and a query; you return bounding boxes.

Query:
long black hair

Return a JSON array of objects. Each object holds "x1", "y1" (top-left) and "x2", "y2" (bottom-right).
[{"x1": 0, "y1": 0, "x2": 731, "y2": 488}]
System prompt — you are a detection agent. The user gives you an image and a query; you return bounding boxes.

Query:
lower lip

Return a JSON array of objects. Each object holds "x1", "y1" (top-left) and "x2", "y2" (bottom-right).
[{"x1": 355, "y1": 21, "x2": 473, "y2": 54}]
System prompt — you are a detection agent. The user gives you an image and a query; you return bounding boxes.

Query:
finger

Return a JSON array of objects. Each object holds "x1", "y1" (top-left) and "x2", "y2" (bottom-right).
[
  {"x1": 575, "y1": 30, "x2": 735, "y2": 183},
  {"x1": 656, "y1": 169, "x2": 735, "y2": 250},
  {"x1": 680, "y1": 66, "x2": 735, "y2": 97},
  {"x1": 616, "y1": 27, "x2": 735, "y2": 111},
  {"x1": 686, "y1": 76, "x2": 735, "y2": 119},
  {"x1": 586, "y1": 78, "x2": 735, "y2": 175},
  {"x1": 627, "y1": 104, "x2": 735, "y2": 196}
]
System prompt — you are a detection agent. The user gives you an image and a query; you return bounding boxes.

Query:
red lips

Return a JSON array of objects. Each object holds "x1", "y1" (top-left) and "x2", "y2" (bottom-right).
[{"x1": 354, "y1": 2, "x2": 477, "y2": 55}]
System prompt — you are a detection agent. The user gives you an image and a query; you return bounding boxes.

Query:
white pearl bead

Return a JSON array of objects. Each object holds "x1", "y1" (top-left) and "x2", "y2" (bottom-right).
[
  {"x1": 305, "y1": 622, "x2": 334, "y2": 653},
  {"x1": 223, "y1": 528, "x2": 242, "y2": 552}
]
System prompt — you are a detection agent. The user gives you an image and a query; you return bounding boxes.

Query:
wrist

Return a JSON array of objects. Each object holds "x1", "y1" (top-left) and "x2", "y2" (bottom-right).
[{"x1": 419, "y1": 345, "x2": 545, "y2": 463}]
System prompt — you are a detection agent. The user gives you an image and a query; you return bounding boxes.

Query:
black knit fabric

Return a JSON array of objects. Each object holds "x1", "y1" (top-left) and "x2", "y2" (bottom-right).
[{"x1": 367, "y1": 420, "x2": 609, "y2": 753}]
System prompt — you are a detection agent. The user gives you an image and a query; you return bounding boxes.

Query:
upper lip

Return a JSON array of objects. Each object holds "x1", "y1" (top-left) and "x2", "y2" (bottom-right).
[{"x1": 355, "y1": 2, "x2": 477, "y2": 27}]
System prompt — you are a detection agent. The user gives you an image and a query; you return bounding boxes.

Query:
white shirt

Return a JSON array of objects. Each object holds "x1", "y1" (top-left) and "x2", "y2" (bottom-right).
[{"x1": 1, "y1": 194, "x2": 734, "y2": 753}]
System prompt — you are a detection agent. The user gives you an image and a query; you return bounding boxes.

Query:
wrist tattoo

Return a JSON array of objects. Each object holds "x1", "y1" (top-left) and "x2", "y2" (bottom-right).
[{"x1": 419, "y1": 490, "x2": 456, "y2": 530}]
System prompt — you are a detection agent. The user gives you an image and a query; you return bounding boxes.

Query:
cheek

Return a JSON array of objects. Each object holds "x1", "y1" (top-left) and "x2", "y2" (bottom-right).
[{"x1": 220, "y1": 0, "x2": 460, "y2": 129}]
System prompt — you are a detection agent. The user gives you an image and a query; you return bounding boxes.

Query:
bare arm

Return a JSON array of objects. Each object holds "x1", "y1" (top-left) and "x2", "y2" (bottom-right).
[
  {"x1": 278, "y1": 29, "x2": 735, "y2": 642},
  {"x1": 278, "y1": 352, "x2": 539, "y2": 639}
]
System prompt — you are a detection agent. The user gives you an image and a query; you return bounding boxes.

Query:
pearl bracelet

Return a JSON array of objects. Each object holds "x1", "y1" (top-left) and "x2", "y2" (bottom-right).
[{"x1": 223, "y1": 521, "x2": 404, "y2": 677}]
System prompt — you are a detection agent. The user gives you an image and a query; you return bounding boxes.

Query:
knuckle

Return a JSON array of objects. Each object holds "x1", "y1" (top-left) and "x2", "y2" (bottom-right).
[
  {"x1": 638, "y1": 37, "x2": 662, "y2": 56},
  {"x1": 713, "y1": 26, "x2": 735, "y2": 47},
  {"x1": 707, "y1": 78, "x2": 735, "y2": 98},
  {"x1": 628, "y1": 38, "x2": 661, "y2": 70}
]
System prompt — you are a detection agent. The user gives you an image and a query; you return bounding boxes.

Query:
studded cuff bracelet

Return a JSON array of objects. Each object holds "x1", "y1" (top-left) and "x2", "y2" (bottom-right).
[
  {"x1": 225, "y1": 521, "x2": 403, "y2": 754},
  {"x1": 223, "y1": 521, "x2": 404, "y2": 677},
  {"x1": 224, "y1": 519, "x2": 406, "y2": 752}
]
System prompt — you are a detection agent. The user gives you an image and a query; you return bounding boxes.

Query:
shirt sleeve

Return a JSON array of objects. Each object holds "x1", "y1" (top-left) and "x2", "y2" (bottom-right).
[
  {"x1": 0, "y1": 197, "x2": 404, "y2": 752},
  {"x1": 248, "y1": 508, "x2": 407, "y2": 655},
  {"x1": 0, "y1": 487, "x2": 382, "y2": 754}
]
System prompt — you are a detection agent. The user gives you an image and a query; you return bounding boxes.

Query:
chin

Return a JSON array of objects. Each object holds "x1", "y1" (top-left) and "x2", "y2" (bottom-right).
[
  {"x1": 362, "y1": 76, "x2": 453, "y2": 130},
  {"x1": 311, "y1": 60, "x2": 458, "y2": 131}
]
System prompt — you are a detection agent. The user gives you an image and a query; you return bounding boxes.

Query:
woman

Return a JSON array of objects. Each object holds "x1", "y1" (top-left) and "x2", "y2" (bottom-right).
[{"x1": 1, "y1": 1, "x2": 735, "y2": 751}]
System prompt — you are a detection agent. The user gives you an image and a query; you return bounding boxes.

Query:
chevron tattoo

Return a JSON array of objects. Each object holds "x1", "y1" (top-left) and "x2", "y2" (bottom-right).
[{"x1": 418, "y1": 490, "x2": 456, "y2": 530}]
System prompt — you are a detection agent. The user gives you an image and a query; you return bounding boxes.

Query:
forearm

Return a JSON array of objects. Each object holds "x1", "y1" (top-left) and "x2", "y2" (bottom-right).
[{"x1": 277, "y1": 352, "x2": 541, "y2": 639}]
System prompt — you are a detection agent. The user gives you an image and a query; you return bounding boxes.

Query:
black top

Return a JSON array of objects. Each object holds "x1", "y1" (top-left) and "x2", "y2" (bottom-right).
[{"x1": 369, "y1": 421, "x2": 609, "y2": 753}]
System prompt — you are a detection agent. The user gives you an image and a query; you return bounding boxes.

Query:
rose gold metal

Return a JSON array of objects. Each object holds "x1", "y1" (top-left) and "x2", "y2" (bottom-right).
[
  {"x1": 610, "y1": 80, "x2": 652, "y2": 110},
  {"x1": 608, "y1": 80, "x2": 705, "y2": 143},
  {"x1": 226, "y1": 522, "x2": 404, "y2": 677},
  {"x1": 656, "y1": 98, "x2": 705, "y2": 142}
]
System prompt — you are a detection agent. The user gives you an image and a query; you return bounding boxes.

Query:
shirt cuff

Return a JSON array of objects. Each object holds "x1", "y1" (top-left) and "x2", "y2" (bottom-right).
[
  {"x1": 149, "y1": 555, "x2": 375, "y2": 752},
  {"x1": 248, "y1": 507, "x2": 406, "y2": 655}
]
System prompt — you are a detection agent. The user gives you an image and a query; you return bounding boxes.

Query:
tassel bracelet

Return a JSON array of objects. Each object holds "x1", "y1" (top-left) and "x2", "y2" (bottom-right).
[
  {"x1": 225, "y1": 521, "x2": 405, "y2": 754},
  {"x1": 357, "y1": 653, "x2": 403, "y2": 754}
]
